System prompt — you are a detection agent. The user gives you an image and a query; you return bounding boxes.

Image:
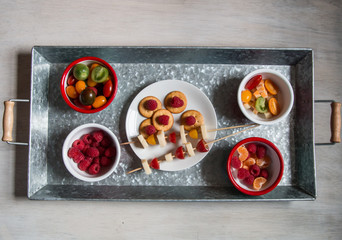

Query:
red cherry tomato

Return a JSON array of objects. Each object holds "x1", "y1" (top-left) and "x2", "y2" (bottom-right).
[
  {"x1": 103, "y1": 80, "x2": 113, "y2": 98},
  {"x1": 67, "y1": 75, "x2": 77, "y2": 85},
  {"x1": 245, "y1": 75, "x2": 262, "y2": 90},
  {"x1": 73, "y1": 98, "x2": 92, "y2": 110}
]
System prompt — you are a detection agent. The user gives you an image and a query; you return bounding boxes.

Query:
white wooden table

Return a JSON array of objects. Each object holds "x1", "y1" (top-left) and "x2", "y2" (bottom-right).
[{"x1": 1, "y1": 1, "x2": 341, "y2": 239}]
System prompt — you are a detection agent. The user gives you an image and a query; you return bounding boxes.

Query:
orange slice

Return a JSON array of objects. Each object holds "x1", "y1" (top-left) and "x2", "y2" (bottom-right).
[
  {"x1": 265, "y1": 79, "x2": 278, "y2": 95},
  {"x1": 253, "y1": 177, "x2": 267, "y2": 190},
  {"x1": 237, "y1": 146, "x2": 249, "y2": 161},
  {"x1": 189, "y1": 129, "x2": 199, "y2": 139},
  {"x1": 146, "y1": 135, "x2": 157, "y2": 145},
  {"x1": 243, "y1": 157, "x2": 256, "y2": 169},
  {"x1": 256, "y1": 156, "x2": 271, "y2": 169}
]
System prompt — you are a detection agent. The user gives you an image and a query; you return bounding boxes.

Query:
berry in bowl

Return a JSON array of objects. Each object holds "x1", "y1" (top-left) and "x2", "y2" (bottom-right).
[
  {"x1": 60, "y1": 57, "x2": 118, "y2": 113},
  {"x1": 227, "y1": 137, "x2": 284, "y2": 196},
  {"x1": 62, "y1": 123, "x2": 120, "y2": 182},
  {"x1": 237, "y1": 69, "x2": 294, "y2": 125}
]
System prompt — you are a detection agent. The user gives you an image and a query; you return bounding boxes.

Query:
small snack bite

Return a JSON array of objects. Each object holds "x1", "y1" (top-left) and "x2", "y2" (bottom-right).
[
  {"x1": 164, "y1": 91, "x2": 187, "y2": 114},
  {"x1": 138, "y1": 96, "x2": 162, "y2": 118},
  {"x1": 139, "y1": 118, "x2": 156, "y2": 139},
  {"x1": 152, "y1": 109, "x2": 174, "y2": 131},
  {"x1": 181, "y1": 110, "x2": 204, "y2": 131}
]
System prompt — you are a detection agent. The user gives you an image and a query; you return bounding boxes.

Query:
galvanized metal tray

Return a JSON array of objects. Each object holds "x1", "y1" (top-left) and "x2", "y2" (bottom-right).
[{"x1": 27, "y1": 46, "x2": 315, "y2": 201}]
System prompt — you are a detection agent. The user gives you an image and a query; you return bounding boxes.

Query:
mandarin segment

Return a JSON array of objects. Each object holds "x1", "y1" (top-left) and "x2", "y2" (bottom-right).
[
  {"x1": 253, "y1": 177, "x2": 267, "y2": 190},
  {"x1": 237, "y1": 145, "x2": 249, "y2": 161}
]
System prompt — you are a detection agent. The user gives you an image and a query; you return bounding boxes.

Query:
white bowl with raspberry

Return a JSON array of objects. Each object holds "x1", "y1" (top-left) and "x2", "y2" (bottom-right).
[
  {"x1": 227, "y1": 137, "x2": 284, "y2": 196},
  {"x1": 62, "y1": 123, "x2": 120, "y2": 182}
]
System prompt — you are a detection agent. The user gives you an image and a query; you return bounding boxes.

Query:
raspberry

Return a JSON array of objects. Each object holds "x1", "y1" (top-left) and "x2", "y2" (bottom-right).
[
  {"x1": 88, "y1": 163, "x2": 100, "y2": 175},
  {"x1": 104, "y1": 147, "x2": 116, "y2": 157},
  {"x1": 250, "y1": 164, "x2": 261, "y2": 177},
  {"x1": 72, "y1": 139, "x2": 85, "y2": 151},
  {"x1": 82, "y1": 144, "x2": 90, "y2": 154},
  {"x1": 244, "y1": 175, "x2": 255, "y2": 185},
  {"x1": 98, "y1": 146, "x2": 105, "y2": 156},
  {"x1": 144, "y1": 99, "x2": 158, "y2": 110},
  {"x1": 78, "y1": 159, "x2": 92, "y2": 171},
  {"x1": 92, "y1": 130, "x2": 104, "y2": 142},
  {"x1": 168, "y1": 132, "x2": 177, "y2": 143},
  {"x1": 86, "y1": 147, "x2": 100, "y2": 158},
  {"x1": 256, "y1": 145, "x2": 266, "y2": 159},
  {"x1": 93, "y1": 157, "x2": 100, "y2": 164},
  {"x1": 157, "y1": 115, "x2": 169, "y2": 125},
  {"x1": 231, "y1": 156, "x2": 242, "y2": 169},
  {"x1": 247, "y1": 143, "x2": 257, "y2": 154},
  {"x1": 100, "y1": 136, "x2": 111, "y2": 147},
  {"x1": 91, "y1": 141, "x2": 100, "y2": 147},
  {"x1": 185, "y1": 116, "x2": 196, "y2": 126},
  {"x1": 145, "y1": 125, "x2": 156, "y2": 136},
  {"x1": 260, "y1": 169, "x2": 269, "y2": 179},
  {"x1": 237, "y1": 168, "x2": 250, "y2": 180},
  {"x1": 169, "y1": 96, "x2": 184, "y2": 108},
  {"x1": 100, "y1": 156, "x2": 112, "y2": 166},
  {"x1": 68, "y1": 147, "x2": 85, "y2": 163},
  {"x1": 150, "y1": 158, "x2": 160, "y2": 170},
  {"x1": 82, "y1": 134, "x2": 93, "y2": 145}
]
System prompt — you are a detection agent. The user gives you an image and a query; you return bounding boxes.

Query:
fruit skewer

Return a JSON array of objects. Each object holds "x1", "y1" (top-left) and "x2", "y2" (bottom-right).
[
  {"x1": 120, "y1": 123, "x2": 257, "y2": 147},
  {"x1": 126, "y1": 124, "x2": 260, "y2": 174}
]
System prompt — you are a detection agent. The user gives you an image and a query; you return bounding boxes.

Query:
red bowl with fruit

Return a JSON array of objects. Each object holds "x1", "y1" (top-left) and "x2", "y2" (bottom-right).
[
  {"x1": 227, "y1": 137, "x2": 284, "y2": 196},
  {"x1": 62, "y1": 123, "x2": 121, "y2": 182},
  {"x1": 60, "y1": 56, "x2": 118, "y2": 113}
]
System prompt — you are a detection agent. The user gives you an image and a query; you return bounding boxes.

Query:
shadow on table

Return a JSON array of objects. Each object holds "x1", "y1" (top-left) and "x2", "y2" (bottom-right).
[{"x1": 12, "y1": 53, "x2": 31, "y2": 198}]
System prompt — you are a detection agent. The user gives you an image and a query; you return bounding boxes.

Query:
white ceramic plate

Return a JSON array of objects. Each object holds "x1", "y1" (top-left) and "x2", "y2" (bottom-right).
[{"x1": 125, "y1": 80, "x2": 217, "y2": 171}]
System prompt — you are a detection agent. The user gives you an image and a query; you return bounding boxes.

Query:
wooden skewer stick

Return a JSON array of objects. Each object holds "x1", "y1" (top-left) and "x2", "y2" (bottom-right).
[
  {"x1": 126, "y1": 124, "x2": 260, "y2": 174},
  {"x1": 207, "y1": 123, "x2": 257, "y2": 132},
  {"x1": 207, "y1": 124, "x2": 260, "y2": 145},
  {"x1": 121, "y1": 123, "x2": 258, "y2": 146}
]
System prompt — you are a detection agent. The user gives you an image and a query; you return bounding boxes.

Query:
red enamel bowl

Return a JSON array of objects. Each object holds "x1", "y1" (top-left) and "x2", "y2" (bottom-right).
[
  {"x1": 60, "y1": 56, "x2": 118, "y2": 113},
  {"x1": 227, "y1": 137, "x2": 284, "y2": 196}
]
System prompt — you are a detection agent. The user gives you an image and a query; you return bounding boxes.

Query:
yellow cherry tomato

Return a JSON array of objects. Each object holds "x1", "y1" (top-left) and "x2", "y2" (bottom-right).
[
  {"x1": 75, "y1": 80, "x2": 86, "y2": 94},
  {"x1": 92, "y1": 96, "x2": 107, "y2": 108},
  {"x1": 268, "y1": 97, "x2": 280, "y2": 115},
  {"x1": 241, "y1": 90, "x2": 252, "y2": 103},
  {"x1": 146, "y1": 135, "x2": 157, "y2": 145},
  {"x1": 189, "y1": 129, "x2": 198, "y2": 139},
  {"x1": 66, "y1": 86, "x2": 78, "y2": 99},
  {"x1": 265, "y1": 79, "x2": 278, "y2": 95},
  {"x1": 87, "y1": 78, "x2": 97, "y2": 87}
]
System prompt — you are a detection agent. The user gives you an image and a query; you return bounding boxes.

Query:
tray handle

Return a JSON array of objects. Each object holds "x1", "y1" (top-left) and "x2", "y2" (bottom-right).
[
  {"x1": 315, "y1": 100, "x2": 341, "y2": 145},
  {"x1": 331, "y1": 102, "x2": 341, "y2": 143},
  {"x1": 2, "y1": 99, "x2": 29, "y2": 145}
]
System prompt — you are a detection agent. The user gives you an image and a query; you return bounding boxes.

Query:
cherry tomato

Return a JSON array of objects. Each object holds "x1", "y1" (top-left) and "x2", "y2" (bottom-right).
[
  {"x1": 103, "y1": 80, "x2": 113, "y2": 98},
  {"x1": 92, "y1": 96, "x2": 107, "y2": 108},
  {"x1": 87, "y1": 78, "x2": 97, "y2": 87},
  {"x1": 241, "y1": 90, "x2": 252, "y2": 103},
  {"x1": 73, "y1": 98, "x2": 92, "y2": 109},
  {"x1": 79, "y1": 88, "x2": 96, "y2": 106},
  {"x1": 91, "y1": 66, "x2": 109, "y2": 83},
  {"x1": 75, "y1": 80, "x2": 86, "y2": 94},
  {"x1": 66, "y1": 86, "x2": 78, "y2": 99},
  {"x1": 245, "y1": 75, "x2": 262, "y2": 90},
  {"x1": 73, "y1": 64, "x2": 89, "y2": 81},
  {"x1": 67, "y1": 75, "x2": 76, "y2": 85},
  {"x1": 268, "y1": 97, "x2": 280, "y2": 115},
  {"x1": 265, "y1": 79, "x2": 278, "y2": 95}
]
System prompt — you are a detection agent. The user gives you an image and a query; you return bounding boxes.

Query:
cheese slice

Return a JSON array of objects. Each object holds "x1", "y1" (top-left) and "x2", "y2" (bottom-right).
[
  {"x1": 165, "y1": 153, "x2": 173, "y2": 162},
  {"x1": 141, "y1": 159, "x2": 152, "y2": 175},
  {"x1": 180, "y1": 125, "x2": 187, "y2": 144},
  {"x1": 137, "y1": 134, "x2": 148, "y2": 149},
  {"x1": 200, "y1": 124, "x2": 208, "y2": 140},
  {"x1": 185, "y1": 142, "x2": 195, "y2": 157},
  {"x1": 157, "y1": 130, "x2": 167, "y2": 147}
]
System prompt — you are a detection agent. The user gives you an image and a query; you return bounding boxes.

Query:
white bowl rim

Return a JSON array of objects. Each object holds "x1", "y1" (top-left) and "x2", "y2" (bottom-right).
[
  {"x1": 62, "y1": 123, "x2": 121, "y2": 182},
  {"x1": 237, "y1": 69, "x2": 294, "y2": 125}
]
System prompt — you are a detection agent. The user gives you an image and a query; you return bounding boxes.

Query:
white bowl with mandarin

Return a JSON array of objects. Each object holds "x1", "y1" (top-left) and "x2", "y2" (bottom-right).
[{"x1": 237, "y1": 69, "x2": 294, "y2": 125}]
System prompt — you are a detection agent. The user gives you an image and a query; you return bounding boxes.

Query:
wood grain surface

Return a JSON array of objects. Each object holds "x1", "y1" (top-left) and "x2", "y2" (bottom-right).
[{"x1": 1, "y1": 0, "x2": 342, "y2": 239}]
